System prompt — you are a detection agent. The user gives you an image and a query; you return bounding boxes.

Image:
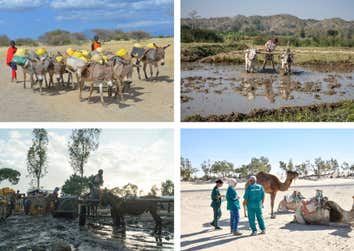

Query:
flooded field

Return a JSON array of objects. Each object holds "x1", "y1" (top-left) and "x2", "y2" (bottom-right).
[
  {"x1": 0, "y1": 214, "x2": 173, "y2": 251},
  {"x1": 181, "y1": 63, "x2": 354, "y2": 120}
]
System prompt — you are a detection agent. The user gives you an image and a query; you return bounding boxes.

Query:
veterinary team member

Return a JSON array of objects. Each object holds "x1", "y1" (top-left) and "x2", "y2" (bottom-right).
[
  {"x1": 210, "y1": 179, "x2": 224, "y2": 230},
  {"x1": 243, "y1": 176, "x2": 266, "y2": 236},
  {"x1": 226, "y1": 178, "x2": 242, "y2": 235}
]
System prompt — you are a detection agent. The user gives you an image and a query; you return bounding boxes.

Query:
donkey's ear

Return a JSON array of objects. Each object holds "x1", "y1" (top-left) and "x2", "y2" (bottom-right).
[
  {"x1": 153, "y1": 43, "x2": 159, "y2": 48},
  {"x1": 163, "y1": 44, "x2": 171, "y2": 50}
]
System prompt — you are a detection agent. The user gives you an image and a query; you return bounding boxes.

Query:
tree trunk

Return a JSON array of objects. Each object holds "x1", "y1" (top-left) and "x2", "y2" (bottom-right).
[{"x1": 37, "y1": 177, "x2": 40, "y2": 189}]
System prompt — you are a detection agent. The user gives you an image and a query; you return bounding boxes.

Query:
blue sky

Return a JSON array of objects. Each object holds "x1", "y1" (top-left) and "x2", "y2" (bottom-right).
[
  {"x1": 0, "y1": 129, "x2": 174, "y2": 193},
  {"x1": 0, "y1": 0, "x2": 173, "y2": 39},
  {"x1": 181, "y1": 129, "x2": 354, "y2": 177},
  {"x1": 182, "y1": 0, "x2": 354, "y2": 20}
]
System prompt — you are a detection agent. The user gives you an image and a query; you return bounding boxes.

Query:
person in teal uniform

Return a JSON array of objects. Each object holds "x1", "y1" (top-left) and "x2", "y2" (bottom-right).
[
  {"x1": 210, "y1": 179, "x2": 224, "y2": 230},
  {"x1": 226, "y1": 178, "x2": 242, "y2": 235},
  {"x1": 243, "y1": 176, "x2": 266, "y2": 236}
]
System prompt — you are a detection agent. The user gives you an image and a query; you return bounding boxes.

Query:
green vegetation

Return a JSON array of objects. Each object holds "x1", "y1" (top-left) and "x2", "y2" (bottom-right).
[
  {"x1": 184, "y1": 100, "x2": 354, "y2": 122},
  {"x1": 182, "y1": 25, "x2": 224, "y2": 43},
  {"x1": 26, "y1": 129, "x2": 48, "y2": 189},
  {"x1": 0, "y1": 167, "x2": 21, "y2": 185},
  {"x1": 180, "y1": 156, "x2": 354, "y2": 181}
]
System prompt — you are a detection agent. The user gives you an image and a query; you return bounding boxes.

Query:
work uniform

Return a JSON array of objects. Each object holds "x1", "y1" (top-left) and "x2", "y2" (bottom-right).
[
  {"x1": 243, "y1": 183, "x2": 266, "y2": 232},
  {"x1": 6, "y1": 46, "x2": 17, "y2": 80},
  {"x1": 226, "y1": 186, "x2": 240, "y2": 233},
  {"x1": 210, "y1": 186, "x2": 222, "y2": 227}
]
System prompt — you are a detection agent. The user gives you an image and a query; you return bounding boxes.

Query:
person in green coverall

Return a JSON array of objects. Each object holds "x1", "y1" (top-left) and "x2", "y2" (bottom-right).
[
  {"x1": 243, "y1": 176, "x2": 266, "y2": 236},
  {"x1": 210, "y1": 179, "x2": 224, "y2": 230}
]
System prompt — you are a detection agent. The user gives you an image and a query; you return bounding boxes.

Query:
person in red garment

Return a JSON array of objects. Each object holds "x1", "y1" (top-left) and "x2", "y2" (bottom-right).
[{"x1": 6, "y1": 40, "x2": 17, "y2": 82}]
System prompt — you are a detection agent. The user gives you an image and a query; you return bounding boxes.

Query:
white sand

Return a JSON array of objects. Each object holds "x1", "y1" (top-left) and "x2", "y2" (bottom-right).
[{"x1": 181, "y1": 178, "x2": 354, "y2": 251}]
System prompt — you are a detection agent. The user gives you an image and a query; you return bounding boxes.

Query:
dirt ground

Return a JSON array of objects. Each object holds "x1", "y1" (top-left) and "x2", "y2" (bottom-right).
[
  {"x1": 0, "y1": 38, "x2": 173, "y2": 122},
  {"x1": 181, "y1": 178, "x2": 354, "y2": 251}
]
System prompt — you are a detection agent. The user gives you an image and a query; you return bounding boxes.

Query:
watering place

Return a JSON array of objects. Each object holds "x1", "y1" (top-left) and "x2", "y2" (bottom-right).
[{"x1": 181, "y1": 63, "x2": 354, "y2": 120}]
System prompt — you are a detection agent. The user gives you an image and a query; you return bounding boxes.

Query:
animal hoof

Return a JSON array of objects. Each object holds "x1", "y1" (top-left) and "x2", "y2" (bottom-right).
[{"x1": 271, "y1": 215, "x2": 276, "y2": 219}]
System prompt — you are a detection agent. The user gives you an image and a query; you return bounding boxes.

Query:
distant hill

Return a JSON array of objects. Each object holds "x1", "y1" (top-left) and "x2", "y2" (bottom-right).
[{"x1": 181, "y1": 14, "x2": 354, "y2": 38}]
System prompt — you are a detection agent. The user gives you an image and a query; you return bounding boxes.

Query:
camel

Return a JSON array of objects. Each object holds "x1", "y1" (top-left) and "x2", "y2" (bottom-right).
[
  {"x1": 243, "y1": 171, "x2": 299, "y2": 218},
  {"x1": 294, "y1": 194, "x2": 354, "y2": 227}
]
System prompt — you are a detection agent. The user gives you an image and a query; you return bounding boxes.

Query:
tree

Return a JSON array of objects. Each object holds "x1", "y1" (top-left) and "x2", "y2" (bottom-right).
[
  {"x1": 129, "y1": 31, "x2": 150, "y2": 41},
  {"x1": 161, "y1": 180, "x2": 174, "y2": 196},
  {"x1": 111, "y1": 183, "x2": 139, "y2": 198},
  {"x1": 68, "y1": 129, "x2": 101, "y2": 181},
  {"x1": 279, "y1": 159, "x2": 295, "y2": 173},
  {"x1": 210, "y1": 160, "x2": 234, "y2": 177},
  {"x1": 62, "y1": 174, "x2": 90, "y2": 196},
  {"x1": 0, "y1": 167, "x2": 21, "y2": 185},
  {"x1": 188, "y1": 10, "x2": 201, "y2": 29},
  {"x1": 180, "y1": 157, "x2": 197, "y2": 181},
  {"x1": 235, "y1": 157, "x2": 271, "y2": 178},
  {"x1": 149, "y1": 184, "x2": 159, "y2": 196},
  {"x1": 27, "y1": 129, "x2": 48, "y2": 189},
  {"x1": 313, "y1": 157, "x2": 332, "y2": 179},
  {"x1": 201, "y1": 159, "x2": 212, "y2": 179},
  {"x1": 295, "y1": 161, "x2": 310, "y2": 177}
]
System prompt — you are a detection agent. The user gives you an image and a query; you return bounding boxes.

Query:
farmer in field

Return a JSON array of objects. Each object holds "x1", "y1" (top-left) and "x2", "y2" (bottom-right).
[
  {"x1": 210, "y1": 179, "x2": 224, "y2": 230},
  {"x1": 6, "y1": 40, "x2": 17, "y2": 82},
  {"x1": 262, "y1": 38, "x2": 278, "y2": 71},
  {"x1": 91, "y1": 35, "x2": 102, "y2": 51},
  {"x1": 90, "y1": 169, "x2": 104, "y2": 200},
  {"x1": 226, "y1": 178, "x2": 242, "y2": 235},
  {"x1": 243, "y1": 176, "x2": 266, "y2": 236}
]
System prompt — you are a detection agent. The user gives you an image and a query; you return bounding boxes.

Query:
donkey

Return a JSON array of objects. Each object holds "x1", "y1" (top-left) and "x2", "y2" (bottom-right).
[
  {"x1": 141, "y1": 43, "x2": 171, "y2": 80},
  {"x1": 22, "y1": 58, "x2": 47, "y2": 94},
  {"x1": 100, "y1": 190, "x2": 162, "y2": 234},
  {"x1": 65, "y1": 57, "x2": 88, "y2": 100},
  {"x1": 82, "y1": 56, "x2": 133, "y2": 104},
  {"x1": 245, "y1": 49, "x2": 258, "y2": 73}
]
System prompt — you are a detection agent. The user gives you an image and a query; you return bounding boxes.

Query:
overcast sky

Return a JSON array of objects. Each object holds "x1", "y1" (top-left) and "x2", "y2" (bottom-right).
[
  {"x1": 182, "y1": 0, "x2": 354, "y2": 21},
  {"x1": 181, "y1": 129, "x2": 354, "y2": 177},
  {"x1": 0, "y1": 129, "x2": 174, "y2": 193},
  {"x1": 0, "y1": 0, "x2": 173, "y2": 39}
]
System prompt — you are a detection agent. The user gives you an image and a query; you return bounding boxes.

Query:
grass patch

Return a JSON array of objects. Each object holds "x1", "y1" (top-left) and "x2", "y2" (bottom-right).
[{"x1": 184, "y1": 100, "x2": 354, "y2": 122}]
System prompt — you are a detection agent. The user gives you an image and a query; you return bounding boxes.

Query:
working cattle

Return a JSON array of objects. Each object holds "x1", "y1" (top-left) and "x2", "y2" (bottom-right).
[
  {"x1": 245, "y1": 49, "x2": 258, "y2": 73},
  {"x1": 280, "y1": 49, "x2": 294, "y2": 75}
]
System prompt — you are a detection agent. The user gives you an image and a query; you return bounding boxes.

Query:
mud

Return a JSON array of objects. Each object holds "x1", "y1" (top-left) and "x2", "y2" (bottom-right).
[
  {"x1": 181, "y1": 63, "x2": 354, "y2": 120},
  {"x1": 183, "y1": 101, "x2": 348, "y2": 122},
  {"x1": 0, "y1": 214, "x2": 173, "y2": 251}
]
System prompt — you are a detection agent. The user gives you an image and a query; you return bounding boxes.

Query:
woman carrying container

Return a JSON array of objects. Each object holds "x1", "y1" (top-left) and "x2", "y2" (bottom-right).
[{"x1": 6, "y1": 40, "x2": 17, "y2": 82}]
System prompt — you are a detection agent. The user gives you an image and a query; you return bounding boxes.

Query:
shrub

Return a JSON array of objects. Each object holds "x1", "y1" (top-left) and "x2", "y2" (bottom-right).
[{"x1": 0, "y1": 35, "x2": 10, "y2": 46}]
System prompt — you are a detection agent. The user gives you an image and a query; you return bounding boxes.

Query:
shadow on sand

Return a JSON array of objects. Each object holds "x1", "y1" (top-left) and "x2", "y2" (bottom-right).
[{"x1": 280, "y1": 222, "x2": 352, "y2": 238}]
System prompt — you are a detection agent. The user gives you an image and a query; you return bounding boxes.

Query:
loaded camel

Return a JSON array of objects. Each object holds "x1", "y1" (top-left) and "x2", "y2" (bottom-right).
[{"x1": 243, "y1": 171, "x2": 299, "y2": 218}]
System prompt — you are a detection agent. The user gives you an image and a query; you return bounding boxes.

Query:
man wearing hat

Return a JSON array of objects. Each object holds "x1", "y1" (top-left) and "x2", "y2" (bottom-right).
[
  {"x1": 210, "y1": 179, "x2": 225, "y2": 230},
  {"x1": 243, "y1": 176, "x2": 266, "y2": 236}
]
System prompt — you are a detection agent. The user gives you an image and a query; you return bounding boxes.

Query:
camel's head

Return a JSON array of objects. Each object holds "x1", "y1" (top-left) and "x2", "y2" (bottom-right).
[{"x1": 286, "y1": 171, "x2": 299, "y2": 180}]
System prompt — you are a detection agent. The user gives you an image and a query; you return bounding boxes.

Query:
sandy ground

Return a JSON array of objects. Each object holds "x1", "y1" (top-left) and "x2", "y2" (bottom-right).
[
  {"x1": 181, "y1": 178, "x2": 354, "y2": 251},
  {"x1": 0, "y1": 38, "x2": 173, "y2": 122}
]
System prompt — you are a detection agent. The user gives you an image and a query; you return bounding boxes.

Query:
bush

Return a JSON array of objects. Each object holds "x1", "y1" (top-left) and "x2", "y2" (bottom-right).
[
  {"x1": 0, "y1": 35, "x2": 10, "y2": 47},
  {"x1": 15, "y1": 38, "x2": 38, "y2": 46},
  {"x1": 39, "y1": 30, "x2": 73, "y2": 45},
  {"x1": 129, "y1": 30, "x2": 150, "y2": 41},
  {"x1": 182, "y1": 25, "x2": 224, "y2": 43}
]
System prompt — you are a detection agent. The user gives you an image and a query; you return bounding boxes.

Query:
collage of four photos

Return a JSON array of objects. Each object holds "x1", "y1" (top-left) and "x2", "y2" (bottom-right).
[{"x1": 0, "y1": 0, "x2": 353, "y2": 250}]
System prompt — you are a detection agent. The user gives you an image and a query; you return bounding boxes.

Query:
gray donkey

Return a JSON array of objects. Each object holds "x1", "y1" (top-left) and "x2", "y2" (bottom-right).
[{"x1": 132, "y1": 43, "x2": 170, "y2": 80}]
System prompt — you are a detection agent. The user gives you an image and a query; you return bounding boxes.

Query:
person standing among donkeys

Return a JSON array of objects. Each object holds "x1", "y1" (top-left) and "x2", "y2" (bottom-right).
[
  {"x1": 243, "y1": 176, "x2": 266, "y2": 236},
  {"x1": 226, "y1": 178, "x2": 242, "y2": 236},
  {"x1": 6, "y1": 40, "x2": 17, "y2": 82},
  {"x1": 210, "y1": 179, "x2": 224, "y2": 230},
  {"x1": 91, "y1": 35, "x2": 102, "y2": 51}
]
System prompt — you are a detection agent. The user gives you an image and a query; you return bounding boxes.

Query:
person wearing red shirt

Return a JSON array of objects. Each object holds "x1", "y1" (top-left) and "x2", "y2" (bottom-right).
[{"x1": 6, "y1": 40, "x2": 17, "y2": 82}]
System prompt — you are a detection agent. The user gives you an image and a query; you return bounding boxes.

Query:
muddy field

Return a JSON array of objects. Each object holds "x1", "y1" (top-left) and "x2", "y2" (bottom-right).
[
  {"x1": 181, "y1": 63, "x2": 354, "y2": 121},
  {"x1": 0, "y1": 213, "x2": 173, "y2": 251},
  {"x1": 0, "y1": 38, "x2": 173, "y2": 122}
]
